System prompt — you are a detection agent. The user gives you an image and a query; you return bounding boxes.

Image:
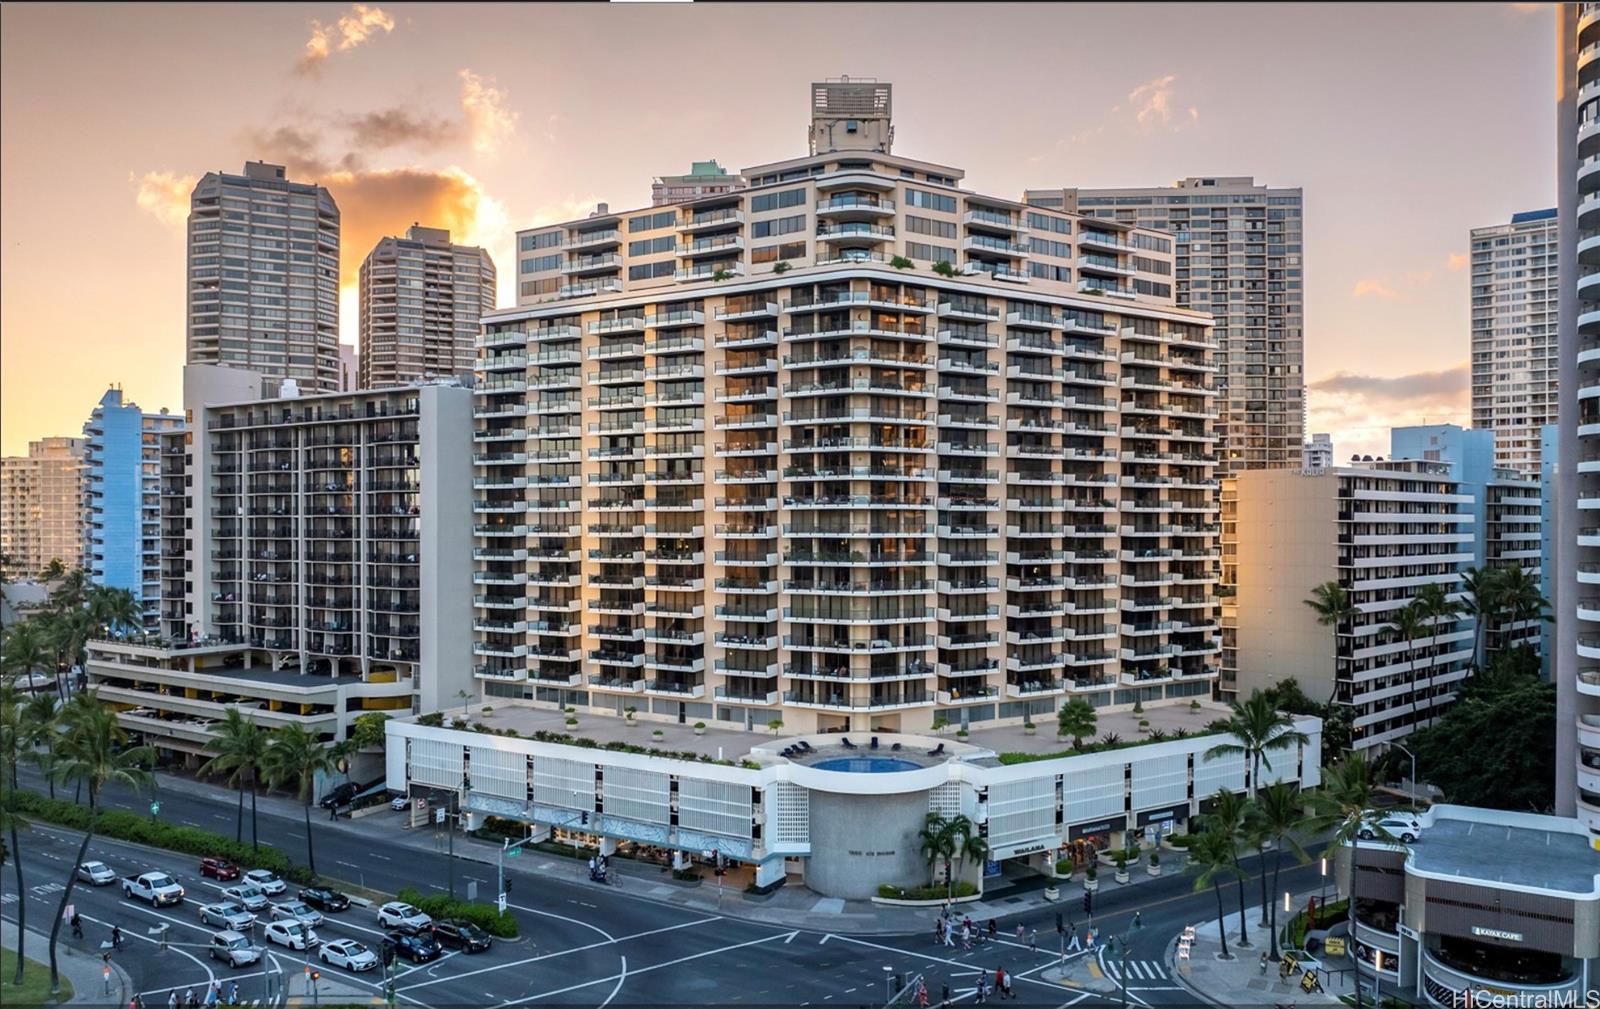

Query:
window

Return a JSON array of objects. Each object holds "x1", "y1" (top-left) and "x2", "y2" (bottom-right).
[
  {"x1": 628, "y1": 236, "x2": 675, "y2": 256},
  {"x1": 751, "y1": 241, "x2": 807, "y2": 264},
  {"x1": 752, "y1": 214, "x2": 805, "y2": 238},
  {"x1": 1029, "y1": 238, "x2": 1071, "y2": 259},
  {"x1": 907, "y1": 216, "x2": 957, "y2": 239},
  {"x1": 1132, "y1": 255, "x2": 1172, "y2": 276},
  {"x1": 1027, "y1": 212, "x2": 1072, "y2": 234},
  {"x1": 519, "y1": 278, "x2": 558, "y2": 297},
  {"x1": 627, "y1": 210, "x2": 676, "y2": 232},
  {"x1": 750, "y1": 188, "x2": 806, "y2": 213},
  {"x1": 1134, "y1": 278, "x2": 1172, "y2": 298},
  {"x1": 906, "y1": 241, "x2": 956, "y2": 263},
  {"x1": 906, "y1": 189, "x2": 957, "y2": 213},
  {"x1": 628, "y1": 261, "x2": 675, "y2": 281},
  {"x1": 1028, "y1": 262, "x2": 1071, "y2": 282},
  {"x1": 519, "y1": 231, "x2": 561, "y2": 252},
  {"x1": 1133, "y1": 233, "x2": 1173, "y2": 254},
  {"x1": 520, "y1": 254, "x2": 561, "y2": 274}
]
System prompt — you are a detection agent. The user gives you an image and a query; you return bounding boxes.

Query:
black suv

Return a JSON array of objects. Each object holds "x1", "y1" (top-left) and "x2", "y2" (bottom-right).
[
  {"x1": 298, "y1": 886, "x2": 351, "y2": 913},
  {"x1": 318, "y1": 782, "x2": 359, "y2": 809},
  {"x1": 383, "y1": 930, "x2": 440, "y2": 963},
  {"x1": 432, "y1": 921, "x2": 492, "y2": 953}
]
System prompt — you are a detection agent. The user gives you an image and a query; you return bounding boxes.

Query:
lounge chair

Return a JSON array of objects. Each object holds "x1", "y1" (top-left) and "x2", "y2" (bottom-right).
[
  {"x1": 930, "y1": 743, "x2": 945, "y2": 756},
  {"x1": 842, "y1": 737, "x2": 856, "y2": 749},
  {"x1": 870, "y1": 736, "x2": 879, "y2": 750},
  {"x1": 891, "y1": 742, "x2": 902, "y2": 752},
  {"x1": 798, "y1": 740, "x2": 813, "y2": 753}
]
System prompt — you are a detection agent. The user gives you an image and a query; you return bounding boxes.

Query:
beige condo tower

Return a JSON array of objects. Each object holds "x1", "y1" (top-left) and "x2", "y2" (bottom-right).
[{"x1": 359, "y1": 225, "x2": 497, "y2": 390}]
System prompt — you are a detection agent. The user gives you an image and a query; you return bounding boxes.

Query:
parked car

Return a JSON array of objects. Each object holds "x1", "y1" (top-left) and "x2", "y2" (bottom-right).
[
  {"x1": 318, "y1": 938, "x2": 378, "y2": 972},
  {"x1": 200, "y1": 857, "x2": 240, "y2": 881},
  {"x1": 263, "y1": 919, "x2": 318, "y2": 951},
  {"x1": 319, "y1": 782, "x2": 359, "y2": 809},
  {"x1": 382, "y1": 930, "x2": 440, "y2": 963},
  {"x1": 199, "y1": 901, "x2": 256, "y2": 931},
  {"x1": 298, "y1": 887, "x2": 350, "y2": 913},
  {"x1": 270, "y1": 900, "x2": 324, "y2": 928},
  {"x1": 375, "y1": 901, "x2": 431, "y2": 934},
  {"x1": 1358, "y1": 811, "x2": 1423, "y2": 844},
  {"x1": 208, "y1": 930, "x2": 260, "y2": 968},
  {"x1": 243, "y1": 869, "x2": 286, "y2": 895},
  {"x1": 77, "y1": 861, "x2": 117, "y2": 886},
  {"x1": 390, "y1": 795, "x2": 410, "y2": 812},
  {"x1": 432, "y1": 921, "x2": 492, "y2": 953},
  {"x1": 8, "y1": 671, "x2": 54, "y2": 693},
  {"x1": 221, "y1": 883, "x2": 269, "y2": 912}
]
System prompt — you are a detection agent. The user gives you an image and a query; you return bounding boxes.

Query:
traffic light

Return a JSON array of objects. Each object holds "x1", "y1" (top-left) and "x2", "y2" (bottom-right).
[
  {"x1": 1056, "y1": 912, "x2": 1064, "y2": 935},
  {"x1": 310, "y1": 971, "x2": 320, "y2": 983},
  {"x1": 1082, "y1": 891, "x2": 1093, "y2": 916},
  {"x1": 382, "y1": 944, "x2": 396, "y2": 967},
  {"x1": 580, "y1": 811, "x2": 589, "y2": 826}
]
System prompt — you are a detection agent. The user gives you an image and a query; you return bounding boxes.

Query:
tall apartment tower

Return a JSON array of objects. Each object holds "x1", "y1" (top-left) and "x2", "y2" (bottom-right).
[
  {"x1": 1558, "y1": 3, "x2": 1600, "y2": 833},
  {"x1": 1470, "y1": 209, "x2": 1558, "y2": 478},
  {"x1": 487, "y1": 81, "x2": 1221, "y2": 735},
  {"x1": 651, "y1": 161, "x2": 747, "y2": 207},
  {"x1": 0, "y1": 437, "x2": 86, "y2": 580},
  {"x1": 186, "y1": 161, "x2": 341, "y2": 391},
  {"x1": 358, "y1": 225, "x2": 496, "y2": 390},
  {"x1": 82, "y1": 388, "x2": 185, "y2": 628},
  {"x1": 1303, "y1": 433, "x2": 1333, "y2": 470},
  {"x1": 1024, "y1": 178, "x2": 1305, "y2": 475}
]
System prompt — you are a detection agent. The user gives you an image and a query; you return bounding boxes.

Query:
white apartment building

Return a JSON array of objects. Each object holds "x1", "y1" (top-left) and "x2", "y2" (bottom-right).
[
  {"x1": 1485, "y1": 470, "x2": 1544, "y2": 654},
  {"x1": 86, "y1": 366, "x2": 475, "y2": 757},
  {"x1": 1558, "y1": 3, "x2": 1600, "y2": 834},
  {"x1": 1, "y1": 436, "x2": 85, "y2": 580},
  {"x1": 1471, "y1": 209, "x2": 1558, "y2": 478},
  {"x1": 1024, "y1": 177, "x2": 1305, "y2": 474},
  {"x1": 483, "y1": 79, "x2": 1221, "y2": 735},
  {"x1": 1303, "y1": 433, "x2": 1333, "y2": 470},
  {"x1": 359, "y1": 225, "x2": 496, "y2": 390},
  {"x1": 186, "y1": 161, "x2": 342, "y2": 392},
  {"x1": 650, "y1": 160, "x2": 746, "y2": 207},
  {"x1": 1221, "y1": 462, "x2": 1475, "y2": 751}
]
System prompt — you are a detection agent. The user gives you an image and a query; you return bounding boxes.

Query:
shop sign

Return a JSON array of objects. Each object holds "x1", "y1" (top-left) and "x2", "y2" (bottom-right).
[
  {"x1": 1470, "y1": 926, "x2": 1523, "y2": 943},
  {"x1": 1067, "y1": 819, "x2": 1116, "y2": 840},
  {"x1": 1136, "y1": 803, "x2": 1187, "y2": 827}
]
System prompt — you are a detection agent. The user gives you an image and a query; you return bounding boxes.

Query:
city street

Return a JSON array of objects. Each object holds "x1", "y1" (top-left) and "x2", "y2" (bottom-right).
[{"x1": 4, "y1": 770, "x2": 1320, "y2": 1007}]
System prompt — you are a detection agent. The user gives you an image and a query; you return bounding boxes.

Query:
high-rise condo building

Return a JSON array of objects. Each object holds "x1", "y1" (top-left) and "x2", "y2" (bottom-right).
[
  {"x1": 358, "y1": 225, "x2": 496, "y2": 390},
  {"x1": 1024, "y1": 178, "x2": 1305, "y2": 475},
  {"x1": 487, "y1": 78, "x2": 1221, "y2": 734},
  {"x1": 0, "y1": 437, "x2": 86, "y2": 580},
  {"x1": 1303, "y1": 433, "x2": 1333, "y2": 470},
  {"x1": 186, "y1": 161, "x2": 341, "y2": 391},
  {"x1": 1557, "y1": 3, "x2": 1600, "y2": 834},
  {"x1": 82, "y1": 388, "x2": 184, "y2": 628},
  {"x1": 1220, "y1": 461, "x2": 1475, "y2": 751},
  {"x1": 651, "y1": 160, "x2": 747, "y2": 207},
  {"x1": 1471, "y1": 209, "x2": 1558, "y2": 478}
]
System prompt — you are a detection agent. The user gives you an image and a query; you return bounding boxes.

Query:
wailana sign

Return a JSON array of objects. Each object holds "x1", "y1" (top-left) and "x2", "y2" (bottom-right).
[{"x1": 1470, "y1": 926, "x2": 1524, "y2": 943}]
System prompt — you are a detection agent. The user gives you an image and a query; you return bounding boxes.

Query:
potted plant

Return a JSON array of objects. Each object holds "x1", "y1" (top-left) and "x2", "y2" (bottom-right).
[
  {"x1": 932, "y1": 260, "x2": 957, "y2": 278},
  {"x1": 1147, "y1": 850, "x2": 1162, "y2": 876},
  {"x1": 693, "y1": 721, "x2": 706, "y2": 736},
  {"x1": 565, "y1": 715, "x2": 579, "y2": 729},
  {"x1": 772, "y1": 261, "x2": 791, "y2": 274},
  {"x1": 1114, "y1": 849, "x2": 1130, "y2": 884},
  {"x1": 1043, "y1": 881, "x2": 1060, "y2": 902},
  {"x1": 651, "y1": 728, "x2": 665, "y2": 741},
  {"x1": 625, "y1": 706, "x2": 637, "y2": 726},
  {"x1": 1189, "y1": 699, "x2": 1202, "y2": 711},
  {"x1": 481, "y1": 706, "x2": 493, "y2": 715},
  {"x1": 955, "y1": 727, "x2": 969, "y2": 740},
  {"x1": 1083, "y1": 861, "x2": 1099, "y2": 893},
  {"x1": 1138, "y1": 718, "x2": 1151, "y2": 733},
  {"x1": 1132, "y1": 699, "x2": 1144, "y2": 716},
  {"x1": 889, "y1": 256, "x2": 914, "y2": 270},
  {"x1": 767, "y1": 717, "x2": 784, "y2": 735},
  {"x1": 932, "y1": 716, "x2": 950, "y2": 737},
  {"x1": 711, "y1": 269, "x2": 733, "y2": 282},
  {"x1": 1023, "y1": 718, "x2": 1037, "y2": 736}
]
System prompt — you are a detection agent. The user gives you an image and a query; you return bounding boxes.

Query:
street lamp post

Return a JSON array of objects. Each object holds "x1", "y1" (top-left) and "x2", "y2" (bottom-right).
[
  {"x1": 1319, "y1": 856, "x2": 1328, "y2": 907},
  {"x1": 1390, "y1": 742, "x2": 1418, "y2": 809}
]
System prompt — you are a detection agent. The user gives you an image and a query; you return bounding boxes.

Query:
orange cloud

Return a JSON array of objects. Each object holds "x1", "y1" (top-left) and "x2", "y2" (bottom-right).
[
  {"x1": 1446, "y1": 252, "x2": 1469, "y2": 271},
  {"x1": 1129, "y1": 74, "x2": 1179, "y2": 128},
  {"x1": 459, "y1": 69, "x2": 517, "y2": 156},
  {"x1": 1352, "y1": 278, "x2": 1399, "y2": 299},
  {"x1": 299, "y1": 4, "x2": 395, "y2": 74},
  {"x1": 131, "y1": 171, "x2": 198, "y2": 228},
  {"x1": 1308, "y1": 364, "x2": 1471, "y2": 460}
]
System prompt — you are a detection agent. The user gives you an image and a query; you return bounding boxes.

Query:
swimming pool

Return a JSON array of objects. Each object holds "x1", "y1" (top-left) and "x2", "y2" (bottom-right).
[{"x1": 810, "y1": 756, "x2": 920, "y2": 773}]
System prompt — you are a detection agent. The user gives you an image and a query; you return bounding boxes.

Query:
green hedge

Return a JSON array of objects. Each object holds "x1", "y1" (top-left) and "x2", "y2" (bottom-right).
[
  {"x1": 1284, "y1": 897, "x2": 1348, "y2": 950},
  {"x1": 11, "y1": 792, "x2": 313, "y2": 883},
  {"x1": 395, "y1": 887, "x2": 518, "y2": 938},
  {"x1": 876, "y1": 881, "x2": 979, "y2": 901}
]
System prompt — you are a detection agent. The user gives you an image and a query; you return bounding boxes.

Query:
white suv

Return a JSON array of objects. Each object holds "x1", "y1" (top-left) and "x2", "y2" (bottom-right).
[
  {"x1": 375, "y1": 901, "x2": 432, "y2": 934},
  {"x1": 1358, "y1": 811, "x2": 1423, "y2": 844}
]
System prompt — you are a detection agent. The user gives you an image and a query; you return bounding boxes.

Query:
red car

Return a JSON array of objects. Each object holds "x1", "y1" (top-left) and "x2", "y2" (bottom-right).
[{"x1": 200, "y1": 857, "x2": 240, "y2": 881}]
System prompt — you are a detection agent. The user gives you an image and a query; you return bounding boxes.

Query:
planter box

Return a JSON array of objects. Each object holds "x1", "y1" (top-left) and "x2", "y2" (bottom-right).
[
  {"x1": 348, "y1": 803, "x2": 391, "y2": 820},
  {"x1": 1147, "y1": 863, "x2": 1161, "y2": 877},
  {"x1": 872, "y1": 892, "x2": 983, "y2": 908},
  {"x1": 1083, "y1": 877, "x2": 1100, "y2": 893},
  {"x1": 1043, "y1": 885, "x2": 1060, "y2": 902},
  {"x1": 1114, "y1": 870, "x2": 1130, "y2": 885}
]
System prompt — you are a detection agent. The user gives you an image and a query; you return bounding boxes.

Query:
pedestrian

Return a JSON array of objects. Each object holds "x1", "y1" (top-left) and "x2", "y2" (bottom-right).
[
  {"x1": 994, "y1": 968, "x2": 1005, "y2": 1000},
  {"x1": 943, "y1": 920, "x2": 955, "y2": 948},
  {"x1": 1028, "y1": 928, "x2": 1037, "y2": 952},
  {"x1": 916, "y1": 979, "x2": 929, "y2": 1008},
  {"x1": 1085, "y1": 928, "x2": 1096, "y2": 950},
  {"x1": 167, "y1": 991, "x2": 177, "y2": 1009},
  {"x1": 111, "y1": 924, "x2": 123, "y2": 949},
  {"x1": 974, "y1": 976, "x2": 986, "y2": 1004},
  {"x1": 934, "y1": 919, "x2": 944, "y2": 946},
  {"x1": 1132, "y1": 910, "x2": 1141, "y2": 929},
  {"x1": 940, "y1": 981, "x2": 950, "y2": 1008},
  {"x1": 71, "y1": 913, "x2": 83, "y2": 939},
  {"x1": 1066, "y1": 929, "x2": 1081, "y2": 953},
  {"x1": 183, "y1": 989, "x2": 195, "y2": 1009},
  {"x1": 961, "y1": 923, "x2": 972, "y2": 950},
  {"x1": 986, "y1": 918, "x2": 998, "y2": 942},
  {"x1": 228, "y1": 983, "x2": 239, "y2": 1006},
  {"x1": 1259, "y1": 950, "x2": 1270, "y2": 976},
  {"x1": 1015, "y1": 922, "x2": 1025, "y2": 943}
]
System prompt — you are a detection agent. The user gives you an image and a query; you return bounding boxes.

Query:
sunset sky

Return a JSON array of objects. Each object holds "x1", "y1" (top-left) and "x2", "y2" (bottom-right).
[{"x1": 0, "y1": 2, "x2": 1556, "y2": 459}]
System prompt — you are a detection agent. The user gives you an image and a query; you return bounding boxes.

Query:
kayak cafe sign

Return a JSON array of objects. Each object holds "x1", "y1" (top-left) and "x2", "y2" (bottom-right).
[{"x1": 1470, "y1": 926, "x2": 1524, "y2": 943}]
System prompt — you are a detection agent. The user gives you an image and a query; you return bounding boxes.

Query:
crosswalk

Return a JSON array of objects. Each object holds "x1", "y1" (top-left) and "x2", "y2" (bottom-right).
[{"x1": 1101, "y1": 958, "x2": 1168, "y2": 981}]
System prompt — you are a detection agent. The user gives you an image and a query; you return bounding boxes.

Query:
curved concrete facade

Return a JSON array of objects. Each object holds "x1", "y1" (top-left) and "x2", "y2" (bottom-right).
[{"x1": 805, "y1": 788, "x2": 930, "y2": 900}]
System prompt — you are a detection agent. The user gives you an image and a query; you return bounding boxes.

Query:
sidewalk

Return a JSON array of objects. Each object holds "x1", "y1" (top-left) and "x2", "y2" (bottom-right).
[
  {"x1": 1165, "y1": 888, "x2": 1348, "y2": 1007},
  {"x1": 2, "y1": 918, "x2": 133, "y2": 1007},
  {"x1": 130, "y1": 766, "x2": 1193, "y2": 935}
]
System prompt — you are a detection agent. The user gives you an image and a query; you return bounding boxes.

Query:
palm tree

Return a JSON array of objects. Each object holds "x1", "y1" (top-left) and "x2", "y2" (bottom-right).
[
  {"x1": 1, "y1": 691, "x2": 31, "y2": 984},
  {"x1": 262, "y1": 723, "x2": 335, "y2": 877},
  {"x1": 199, "y1": 709, "x2": 268, "y2": 848},
  {"x1": 918, "y1": 813, "x2": 957, "y2": 892},
  {"x1": 22, "y1": 692, "x2": 60, "y2": 799},
  {"x1": 42, "y1": 609, "x2": 93, "y2": 697},
  {"x1": 87, "y1": 586, "x2": 143, "y2": 639},
  {"x1": 1204, "y1": 691, "x2": 1310, "y2": 798},
  {"x1": 1056, "y1": 697, "x2": 1097, "y2": 750},
  {"x1": 1384, "y1": 600, "x2": 1428, "y2": 724},
  {"x1": 950, "y1": 816, "x2": 989, "y2": 888},
  {"x1": 46, "y1": 568, "x2": 88, "y2": 614},
  {"x1": 1457, "y1": 566, "x2": 1502, "y2": 672},
  {"x1": 1413, "y1": 583, "x2": 1460, "y2": 727},
  {"x1": 1304, "y1": 581, "x2": 1356, "y2": 670},
  {"x1": 1253, "y1": 782, "x2": 1309, "y2": 960},
  {"x1": 45, "y1": 692, "x2": 153, "y2": 994},
  {"x1": 2, "y1": 618, "x2": 49, "y2": 697},
  {"x1": 38, "y1": 558, "x2": 67, "y2": 582},
  {"x1": 1305, "y1": 753, "x2": 1384, "y2": 1009},
  {"x1": 1202, "y1": 788, "x2": 1252, "y2": 949},
  {"x1": 1186, "y1": 827, "x2": 1244, "y2": 961},
  {"x1": 1496, "y1": 565, "x2": 1550, "y2": 649}
]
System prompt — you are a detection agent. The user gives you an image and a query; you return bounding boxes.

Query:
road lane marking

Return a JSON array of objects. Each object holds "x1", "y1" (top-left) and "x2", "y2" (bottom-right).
[{"x1": 597, "y1": 954, "x2": 627, "y2": 1009}]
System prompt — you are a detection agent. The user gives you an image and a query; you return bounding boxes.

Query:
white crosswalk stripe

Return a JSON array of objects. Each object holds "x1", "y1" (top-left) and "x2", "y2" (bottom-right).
[{"x1": 1104, "y1": 959, "x2": 1167, "y2": 981}]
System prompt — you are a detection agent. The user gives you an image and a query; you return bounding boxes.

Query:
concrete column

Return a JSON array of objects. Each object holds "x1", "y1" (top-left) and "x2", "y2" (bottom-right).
[
  {"x1": 672, "y1": 850, "x2": 691, "y2": 871},
  {"x1": 528, "y1": 824, "x2": 552, "y2": 844},
  {"x1": 599, "y1": 836, "x2": 618, "y2": 857},
  {"x1": 754, "y1": 858, "x2": 785, "y2": 888}
]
